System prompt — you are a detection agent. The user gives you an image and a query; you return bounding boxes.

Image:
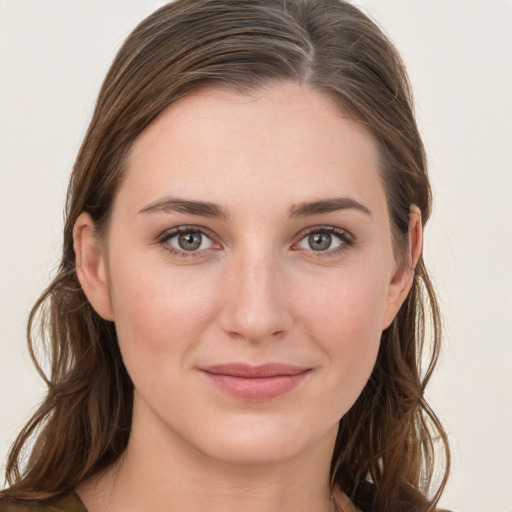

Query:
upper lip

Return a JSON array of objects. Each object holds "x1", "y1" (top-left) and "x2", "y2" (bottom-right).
[{"x1": 200, "y1": 363, "x2": 310, "y2": 378}]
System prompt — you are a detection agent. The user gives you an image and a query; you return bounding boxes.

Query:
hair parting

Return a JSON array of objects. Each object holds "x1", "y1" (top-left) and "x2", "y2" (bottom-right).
[{"x1": 2, "y1": 2, "x2": 449, "y2": 511}]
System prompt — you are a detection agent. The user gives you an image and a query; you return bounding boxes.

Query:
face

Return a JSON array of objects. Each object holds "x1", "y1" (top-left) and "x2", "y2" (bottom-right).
[{"x1": 77, "y1": 84, "x2": 413, "y2": 466}]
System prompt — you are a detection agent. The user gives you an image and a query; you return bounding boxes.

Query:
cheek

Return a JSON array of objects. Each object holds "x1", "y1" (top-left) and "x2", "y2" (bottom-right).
[
  {"x1": 300, "y1": 263, "x2": 389, "y2": 339},
  {"x1": 296, "y1": 266, "x2": 388, "y2": 401},
  {"x1": 107, "y1": 256, "x2": 219, "y2": 378}
]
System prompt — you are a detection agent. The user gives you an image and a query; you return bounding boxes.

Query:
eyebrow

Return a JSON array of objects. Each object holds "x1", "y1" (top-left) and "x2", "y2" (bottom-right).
[
  {"x1": 138, "y1": 195, "x2": 371, "y2": 219},
  {"x1": 138, "y1": 197, "x2": 229, "y2": 219},
  {"x1": 289, "y1": 197, "x2": 372, "y2": 218}
]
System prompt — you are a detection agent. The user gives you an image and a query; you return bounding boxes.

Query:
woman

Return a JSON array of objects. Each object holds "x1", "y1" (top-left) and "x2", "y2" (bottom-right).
[{"x1": 0, "y1": 1, "x2": 450, "y2": 511}]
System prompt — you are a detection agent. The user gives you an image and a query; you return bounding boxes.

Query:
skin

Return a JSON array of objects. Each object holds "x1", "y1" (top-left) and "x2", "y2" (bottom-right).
[{"x1": 74, "y1": 83, "x2": 422, "y2": 512}]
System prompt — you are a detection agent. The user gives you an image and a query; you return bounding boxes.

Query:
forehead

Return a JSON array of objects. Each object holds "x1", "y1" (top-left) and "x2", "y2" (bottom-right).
[{"x1": 120, "y1": 83, "x2": 386, "y2": 216}]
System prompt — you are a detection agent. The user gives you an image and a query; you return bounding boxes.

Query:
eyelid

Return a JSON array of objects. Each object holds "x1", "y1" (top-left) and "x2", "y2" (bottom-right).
[
  {"x1": 292, "y1": 225, "x2": 355, "y2": 255},
  {"x1": 157, "y1": 225, "x2": 222, "y2": 257},
  {"x1": 156, "y1": 224, "x2": 354, "y2": 259}
]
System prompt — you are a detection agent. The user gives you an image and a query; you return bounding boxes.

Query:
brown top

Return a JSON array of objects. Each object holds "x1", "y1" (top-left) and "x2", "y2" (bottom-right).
[{"x1": 0, "y1": 493, "x2": 87, "y2": 512}]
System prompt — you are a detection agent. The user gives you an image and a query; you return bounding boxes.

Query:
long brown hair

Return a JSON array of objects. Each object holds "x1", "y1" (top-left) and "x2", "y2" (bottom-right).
[{"x1": 2, "y1": 1, "x2": 449, "y2": 510}]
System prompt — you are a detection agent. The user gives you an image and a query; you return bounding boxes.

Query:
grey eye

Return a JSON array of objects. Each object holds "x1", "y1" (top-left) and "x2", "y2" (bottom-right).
[
  {"x1": 308, "y1": 232, "x2": 332, "y2": 251},
  {"x1": 166, "y1": 230, "x2": 215, "y2": 252},
  {"x1": 177, "y1": 231, "x2": 202, "y2": 251},
  {"x1": 163, "y1": 228, "x2": 217, "y2": 255},
  {"x1": 297, "y1": 229, "x2": 345, "y2": 252}
]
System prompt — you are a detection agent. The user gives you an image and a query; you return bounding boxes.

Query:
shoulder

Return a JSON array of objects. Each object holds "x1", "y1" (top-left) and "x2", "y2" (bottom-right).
[{"x1": 0, "y1": 493, "x2": 87, "y2": 512}]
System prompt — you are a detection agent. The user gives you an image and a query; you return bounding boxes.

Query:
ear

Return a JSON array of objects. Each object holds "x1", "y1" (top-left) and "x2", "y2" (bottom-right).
[
  {"x1": 73, "y1": 212, "x2": 115, "y2": 321},
  {"x1": 381, "y1": 205, "x2": 423, "y2": 329}
]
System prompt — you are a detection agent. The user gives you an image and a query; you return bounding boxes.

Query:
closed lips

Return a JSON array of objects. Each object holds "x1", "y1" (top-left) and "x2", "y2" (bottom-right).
[
  {"x1": 200, "y1": 363, "x2": 311, "y2": 401},
  {"x1": 200, "y1": 363, "x2": 311, "y2": 377}
]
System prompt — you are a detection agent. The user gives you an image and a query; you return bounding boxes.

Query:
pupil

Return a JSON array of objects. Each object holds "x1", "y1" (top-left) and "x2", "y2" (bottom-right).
[
  {"x1": 178, "y1": 231, "x2": 201, "y2": 250},
  {"x1": 309, "y1": 232, "x2": 331, "y2": 251}
]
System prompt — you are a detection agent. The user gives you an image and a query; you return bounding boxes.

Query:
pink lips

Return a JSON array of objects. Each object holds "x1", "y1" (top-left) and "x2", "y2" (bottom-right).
[{"x1": 200, "y1": 363, "x2": 310, "y2": 401}]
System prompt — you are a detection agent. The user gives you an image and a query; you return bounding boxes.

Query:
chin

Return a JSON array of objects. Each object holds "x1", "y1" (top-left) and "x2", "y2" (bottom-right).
[{"x1": 190, "y1": 414, "x2": 338, "y2": 466}]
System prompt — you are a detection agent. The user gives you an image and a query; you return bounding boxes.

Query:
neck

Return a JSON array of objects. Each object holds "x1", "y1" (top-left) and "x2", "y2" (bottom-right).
[{"x1": 77, "y1": 399, "x2": 346, "y2": 512}]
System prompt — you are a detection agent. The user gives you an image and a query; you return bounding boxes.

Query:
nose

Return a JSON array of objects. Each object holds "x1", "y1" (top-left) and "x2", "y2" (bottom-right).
[{"x1": 218, "y1": 248, "x2": 293, "y2": 344}]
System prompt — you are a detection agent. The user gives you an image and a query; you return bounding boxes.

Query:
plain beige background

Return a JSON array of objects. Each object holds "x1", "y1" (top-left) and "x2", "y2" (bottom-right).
[{"x1": 1, "y1": 1, "x2": 511, "y2": 511}]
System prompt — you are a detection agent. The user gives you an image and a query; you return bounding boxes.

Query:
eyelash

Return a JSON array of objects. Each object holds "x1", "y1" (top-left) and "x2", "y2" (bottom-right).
[
  {"x1": 293, "y1": 225, "x2": 355, "y2": 258},
  {"x1": 156, "y1": 225, "x2": 355, "y2": 259},
  {"x1": 157, "y1": 226, "x2": 219, "y2": 259}
]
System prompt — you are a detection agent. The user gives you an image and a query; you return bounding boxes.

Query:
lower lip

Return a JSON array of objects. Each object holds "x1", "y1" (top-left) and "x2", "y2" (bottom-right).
[{"x1": 203, "y1": 372, "x2": 309, "y2": 401}]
